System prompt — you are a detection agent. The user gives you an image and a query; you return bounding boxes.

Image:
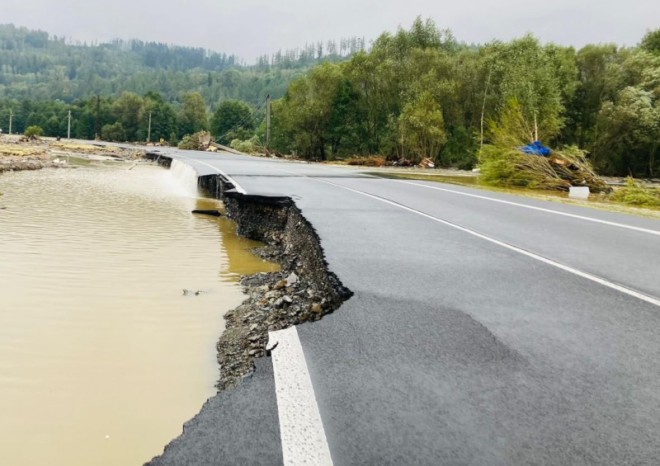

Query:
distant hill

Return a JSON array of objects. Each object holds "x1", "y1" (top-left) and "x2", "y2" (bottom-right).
[{"x1": 0, "y1": 24, "x2": 364, "y2": 105}]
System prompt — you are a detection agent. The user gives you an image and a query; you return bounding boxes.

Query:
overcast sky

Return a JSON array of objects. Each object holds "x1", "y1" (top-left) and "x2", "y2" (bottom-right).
[{"x1": 3, "y1": 0, "x2": 659, "y2": 61}]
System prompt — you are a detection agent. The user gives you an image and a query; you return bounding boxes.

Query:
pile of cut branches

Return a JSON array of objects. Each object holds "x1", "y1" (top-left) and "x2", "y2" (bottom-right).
[
  {"x1": 479, "y1": 99, "x2": 610, "y2": 193},
  {"x1": 178, "y1": 131, "x2": 213, "y2": 151},
  {"x1": 479, "y1": 144, "x2": 610, "y2": 192}
]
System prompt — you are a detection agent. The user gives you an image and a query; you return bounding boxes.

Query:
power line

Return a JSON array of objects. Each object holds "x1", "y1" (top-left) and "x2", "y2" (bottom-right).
[{"x1": 214, "y1": 96, "x2": 269, "y2": 142}]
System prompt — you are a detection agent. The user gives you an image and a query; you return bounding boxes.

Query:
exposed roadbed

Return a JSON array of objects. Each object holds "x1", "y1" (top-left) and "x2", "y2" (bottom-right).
[{"x1": 213, "y1": 189, "x2": 352, "y2": 391}]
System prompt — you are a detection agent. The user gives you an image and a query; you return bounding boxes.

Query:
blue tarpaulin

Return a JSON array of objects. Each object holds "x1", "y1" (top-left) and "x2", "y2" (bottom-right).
[{"x1": 520, "y1": 141, "x2": 551, "y2": 156}]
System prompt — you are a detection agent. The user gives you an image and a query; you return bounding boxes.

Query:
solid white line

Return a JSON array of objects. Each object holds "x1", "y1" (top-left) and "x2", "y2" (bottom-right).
[
  {"x1": 394, "y1": 180, "x2": 660, "y2": 237},
  {"x1": 319, "y1": 179, "x2": 660, "y2": 308},
  {"x1": 270, "y1": 326, "x2": 333, "y2": 466},
  {"x1": 174, "y1": 153, "x2": 248, "y2": 194},
  {"x1": 195, "y1": 158, "x2": 248, "y2": 194}
]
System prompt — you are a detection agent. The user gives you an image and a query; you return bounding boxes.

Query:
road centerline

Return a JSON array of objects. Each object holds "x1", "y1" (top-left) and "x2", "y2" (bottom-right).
[{"x1": 316, "y1": 177, "x2": 660, "y2": 308}]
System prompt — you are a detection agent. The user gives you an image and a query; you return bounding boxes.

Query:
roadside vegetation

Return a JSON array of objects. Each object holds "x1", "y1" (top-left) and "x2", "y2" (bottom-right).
[
  {"x1": 610, "y1": 178, "x2": 660, "y2": 208},
  {"x1": 267, "y1": 19, "x2": 660, "y2": 182}
]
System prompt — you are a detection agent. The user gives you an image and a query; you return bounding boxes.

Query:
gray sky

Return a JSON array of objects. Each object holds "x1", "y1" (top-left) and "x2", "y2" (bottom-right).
[{"x1": 3, "y1": 0, "x2": 659, "y2": 61}]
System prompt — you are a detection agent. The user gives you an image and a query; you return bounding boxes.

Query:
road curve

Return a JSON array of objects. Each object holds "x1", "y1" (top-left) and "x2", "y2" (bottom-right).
[{"x1": 149, "y1": 149, "x2": 660, "y2": 466}]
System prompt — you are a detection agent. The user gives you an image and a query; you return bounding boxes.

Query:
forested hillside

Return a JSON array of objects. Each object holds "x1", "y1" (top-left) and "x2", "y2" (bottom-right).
[{"x1": 0, "y1": 24, "x2": 364, "y2": 102}]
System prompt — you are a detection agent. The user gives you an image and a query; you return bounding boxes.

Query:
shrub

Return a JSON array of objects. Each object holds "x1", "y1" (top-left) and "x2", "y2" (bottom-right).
[
  {"x1": 610, "y1": 178, "x2": 660, "y2": 208},
  {"x1": 24, "y1": 125, "x2": 43, "y2": 138},
  {"x1": 230, "y1": 136, "x2": 262, "y2": 154},
  {"x1": 438, "y1": 126, "x2": 477, "y2": 169},
  {"x1": 101, "y1": 122, "x2": 126, "y2": 142}
]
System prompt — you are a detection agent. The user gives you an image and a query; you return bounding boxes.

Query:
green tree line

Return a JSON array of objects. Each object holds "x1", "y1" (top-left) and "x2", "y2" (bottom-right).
[
  {"x1": 0, "y1": 91, "x2": 257, "y2": 145},
  {"x1": 269, "y1": 19, "x2": 660, "y2": 177}
]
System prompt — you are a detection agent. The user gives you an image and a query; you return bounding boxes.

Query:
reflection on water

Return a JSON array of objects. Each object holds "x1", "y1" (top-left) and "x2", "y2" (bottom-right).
[{"x1": 0, "y1": 163, "x2": 276, "y2": 466}]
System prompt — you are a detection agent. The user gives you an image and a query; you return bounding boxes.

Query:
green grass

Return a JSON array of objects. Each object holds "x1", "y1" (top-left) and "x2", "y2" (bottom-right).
[{"x1": 365, "y1": 171, "x2": 479, "y2": 186}]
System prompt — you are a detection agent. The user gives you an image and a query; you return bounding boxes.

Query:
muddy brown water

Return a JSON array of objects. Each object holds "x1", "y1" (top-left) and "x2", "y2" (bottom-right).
[{"x1": 0, "y1": 161, "x2": 277, "y2": 465}]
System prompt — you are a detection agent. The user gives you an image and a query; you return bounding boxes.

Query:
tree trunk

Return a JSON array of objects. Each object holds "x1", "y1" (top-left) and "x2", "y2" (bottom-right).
[
  {"x1": 479, "y1": 66, "x2": 493, "y2": 152},
  {"x1": 650, "y1": 143, "x2": 657, "y2": 177},
  {"x1": 533, "y1": 112, "x2": 539, "y2": 141}
]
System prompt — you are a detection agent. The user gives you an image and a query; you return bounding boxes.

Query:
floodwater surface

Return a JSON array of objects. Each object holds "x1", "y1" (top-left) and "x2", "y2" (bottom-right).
[{"x1": 0, "y1": 161, "x2": 277, "y2": 465}]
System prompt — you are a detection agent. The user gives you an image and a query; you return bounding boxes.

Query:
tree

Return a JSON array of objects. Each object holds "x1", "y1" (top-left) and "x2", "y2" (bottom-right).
[
  {"x1": 641, "y1": 29, "x2": 660, "y2": 55},
  {"x1": 486, "y1": 36, "x2": 567, "y2": 142},
  {"x1": 178, "y1": 92, "x2": 208, "y2": 137},
  {"x1": 210, "y1": 99, "x2": 253, "y2": 145},
  {"x1": 140, "y1": 92, "x2": 177, "y2": 142},
  {"x1": 589, "y1": 48, "x2": 660, "y2": 176},
  {"x1": 593, "y1": 86, "x2": 660, "y2": 176},
  {"x1": 24, "y1": 125, "x2": 43, "y2": 138},
  {"x1": 101, "y1": 122, "x2": 126, "y2": 142},
  {"x1": 112, "y1": 92, "x2": 144, "y2": 141},
  {"x1": 276, "y1": 62, "x2": 347, "y2": 159},
  {"x1": 563, "y1": 44, "x2": 618, "y2": 147},
  {"x1": 398, "y1": 91, "x2": 447, "y2": 161}
]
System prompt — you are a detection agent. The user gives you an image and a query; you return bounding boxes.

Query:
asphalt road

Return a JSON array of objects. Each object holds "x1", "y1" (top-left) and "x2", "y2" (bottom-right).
[{"x1": 148, "y1": 149, "x2": 660, "y2": 466}]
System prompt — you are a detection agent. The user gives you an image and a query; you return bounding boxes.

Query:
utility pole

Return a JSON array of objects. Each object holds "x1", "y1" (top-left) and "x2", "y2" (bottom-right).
[
  {"x1": 266, "y1": 94, "x2": 271, "y2": 153},
  {"x1": 147, "y1": 111, "x2": 152, "y2": 143},
  {"x1": 94, "y1": 95, "x2": 100, "y2": 140},
  {"x1": 9, "y1": 109, "x2": 13, "y2": 135},
  {"x1": 67, "y1": 110, "x2": 72, "y2": 139}
]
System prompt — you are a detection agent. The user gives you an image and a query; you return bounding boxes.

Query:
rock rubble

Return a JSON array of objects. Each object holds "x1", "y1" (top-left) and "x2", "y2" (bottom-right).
[{"x1": 201, "y1": 181, "x2": 352, "y2": 391}]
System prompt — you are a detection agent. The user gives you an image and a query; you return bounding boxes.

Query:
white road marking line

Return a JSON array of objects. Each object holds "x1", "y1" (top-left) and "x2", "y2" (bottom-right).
[
  {"x1": 318, "y1": 179, "x2": 660, "y2": 308},
  {"x1": 394, "y1": 179, "x2": 660, "y2": 237},
  {"x1": 172, "y1": 154, "x2": 248, "y2": 194},
  {"x1": 270, "y1": 326, "x2": 333, "y2": 466}
]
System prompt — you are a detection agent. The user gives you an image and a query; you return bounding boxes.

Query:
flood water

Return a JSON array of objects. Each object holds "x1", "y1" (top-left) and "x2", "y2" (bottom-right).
[{"x1": 0, "y1": 161, "x2": 277, "y2": 465}]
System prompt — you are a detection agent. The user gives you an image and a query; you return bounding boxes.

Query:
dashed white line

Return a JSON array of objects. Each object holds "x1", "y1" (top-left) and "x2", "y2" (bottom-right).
[
  {"x1": 270, "y1": 326, "x2": 333, "y2": 466},
  {"x1": 319, "y1": 178, "x2": 660, "y2": 308},
  {"x1": 394, "y1": 179, "x2": 660, "y2": 237}
]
